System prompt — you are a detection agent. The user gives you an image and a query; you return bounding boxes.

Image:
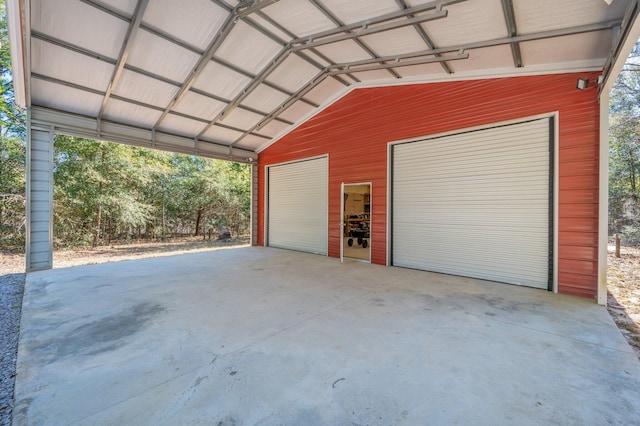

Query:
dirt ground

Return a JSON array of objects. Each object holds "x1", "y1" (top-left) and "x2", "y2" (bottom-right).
[
  {"x1": 0, "y1": 237, "x2": 250, "y2": 275},
  {"x1": 607, "y1": 244, "x2": 640, "y2": 360}
]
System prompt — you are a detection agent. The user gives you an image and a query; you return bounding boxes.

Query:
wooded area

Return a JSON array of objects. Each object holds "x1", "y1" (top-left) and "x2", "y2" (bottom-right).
[{"x1": 610, "y1": 42, "x2": 640, "y2": 245}]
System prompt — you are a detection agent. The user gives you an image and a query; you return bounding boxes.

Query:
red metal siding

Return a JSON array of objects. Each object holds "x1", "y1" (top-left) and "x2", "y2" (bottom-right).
[{"x1": 259, "y1": 72, "x2": 601, "y2": 299}]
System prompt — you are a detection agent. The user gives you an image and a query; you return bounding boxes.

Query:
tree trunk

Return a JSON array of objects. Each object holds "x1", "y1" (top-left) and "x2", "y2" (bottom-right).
[
  {"x1": 93, "y1": 146, "x2": 106, "y2": 247},
  {"x1": 92, "y1": 204, "x2": 101, "y2": 247},
  {"x1": 194, "y1": 208, "x2": 203, "y2": 237},
  {"x1": 161, "y1": 200, "x2": 166, "y2": 241}
]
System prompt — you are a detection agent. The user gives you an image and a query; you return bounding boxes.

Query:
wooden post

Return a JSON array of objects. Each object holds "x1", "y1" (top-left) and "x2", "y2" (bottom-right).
[{"x1": 615, "y1": 233, "x2": 621, "y2": 258}]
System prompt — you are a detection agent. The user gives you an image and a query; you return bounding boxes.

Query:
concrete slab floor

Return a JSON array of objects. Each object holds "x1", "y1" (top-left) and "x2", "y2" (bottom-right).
[{"x1": 13, "y1": 247, "x2": 640, "y2": 425}]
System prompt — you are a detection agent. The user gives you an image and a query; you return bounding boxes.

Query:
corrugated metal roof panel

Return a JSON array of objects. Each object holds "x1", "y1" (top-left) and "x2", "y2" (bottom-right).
[
  {"x1": 258, "y1": 120, "x2": 290, "y2": 138},
  {"x1": 173, "y1": 91, "x2": 227, "y2": 121},
  {"x1": 157, "y1": 114, "x2": 207, "y2": 138},
  {"x1": 103, "y1": 0, "x2": 137, "y2": 16},
  {"x1": 112, "y1": 69, "x2": 178, "y2": 108},
  {"x1": 31, "y1": 38, "x2": 113, "y2": 92},
  {"x1": 319, "y1": 0, "x2": 399, "y2": 24},
  {"x1": 314, "y1": 39, "x2": 372, "y2": 63},
  {"x1": 241, "y1": 84, "x2": 290, "y2": 113},
  {"x1": 514, "y1": 0, "x2": 626, "y2": 33},
  {"x1": 426, "y1": 1, "x2": 507, "y2": 46},
  {"x1": 142, "y1": 0, "x2": 227, "y2": 50},
  {"x1": 360, "y1": 25, "x2": 430, "y2": 57},
  {"x1": 202, "y1": 125, "x2": 244, "y2": 145},
  {"x1": 31, "y1": 0, "x2": 128, "y2": 58},
  {"x1": 449, "y1": 45, "x2": 513, "y2": 72},
  {"x1": 236, "y1": 134, "x2": 269, "y2": 151},
  {"x1": 247, "y1": 14, "x2": 291, "y2": 41},
  {"x1": 220, "y1": 108, "x2": 264, "y2": 130},
  {"x1": 277, "y1": 101, "x2": 317, "y2": 123},
  {"x1": 103, "y1": 99, "x2": 163, "y2": 128},
  {"x1": 216, "y1": 20, "x2": 283, "y2": 75},
  {"x1": 192, "y1": 61, "x2": 252, "y2": 100},
  {"x1": 126, "y1": 29, "x2": 200, "y2": 82},
  {"x1": 267, "y1": 55, "x2": 321, "y2": 93},
  {"x1": 304, "y1": 77, "x2": 346, "y2": 105},
  {"x1": 261, "y1": 0, "x2": 337, "y2": 37},
  {"x1": 520, "y1": 31, "x2": 614, "y2": 66},
  {"x1": 31, "y1": 79, "x2": 102, "y2": 116}
]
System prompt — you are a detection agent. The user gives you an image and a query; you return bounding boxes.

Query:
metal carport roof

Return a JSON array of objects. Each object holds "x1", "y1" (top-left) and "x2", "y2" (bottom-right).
[{"x1": 7, "y1": 0, "x2": 640, "y2": 163}]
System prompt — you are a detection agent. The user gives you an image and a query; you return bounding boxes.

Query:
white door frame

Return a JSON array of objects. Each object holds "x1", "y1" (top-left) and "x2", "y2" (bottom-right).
[
  {"x1": 264, "y1": 154, "x2": 329, "y2": 254},
  {"x1": 386, "y1": 113, "x2": 559, "y2": 291},
  {"x1": 341, "y1": 182, "x2": 372, "y2": 263}
]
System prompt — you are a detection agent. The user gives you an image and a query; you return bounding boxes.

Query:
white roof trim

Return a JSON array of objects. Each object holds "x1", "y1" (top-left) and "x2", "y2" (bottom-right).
[
  {"x1": 7, "y1": 0, "x2": 27, "y2": 107},
  {"x1": 256, "y1": 59, "x2": 606, "y2": 153}
]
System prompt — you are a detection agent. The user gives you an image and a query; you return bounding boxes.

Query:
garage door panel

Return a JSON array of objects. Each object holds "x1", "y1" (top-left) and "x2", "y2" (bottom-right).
[
  {"x1": 267, "y1": 157, "x2": 328, "y2": 255},
  {"x1": 392, "y1": 118, "x2": 551, "y2": 289}
]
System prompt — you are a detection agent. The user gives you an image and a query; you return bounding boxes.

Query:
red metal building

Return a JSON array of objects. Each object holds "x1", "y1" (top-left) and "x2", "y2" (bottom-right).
[{"x1": 258, "y1": 72, "x2": 602, "y2": 298}]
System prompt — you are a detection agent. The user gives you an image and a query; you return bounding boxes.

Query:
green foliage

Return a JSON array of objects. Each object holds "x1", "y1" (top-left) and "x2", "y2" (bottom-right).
[
  {"x1": 0, "y1": 0, "x2": 26, "y2": 250},
  {"x1": 609, "y1": 40, "x2": 640, "y2": 242},
  {"x1": 621, "y1": 223, "x2": 640, "y2": 246},
  {"x1": 52, "y1": 136, "x2": 250, "y2": 247}
]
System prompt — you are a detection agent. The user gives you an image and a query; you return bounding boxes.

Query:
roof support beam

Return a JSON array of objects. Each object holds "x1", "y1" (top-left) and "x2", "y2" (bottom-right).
[
  {"x1": 215, "y1": 0, "x2": 350, "y2": 86},
  {"x1": 196, "y1": 47, "x2": 293, "y2": 139},
  {"x1": 500, "y1": 0, "x2": 523, "y2": 68},
  {"x1": 231, "y1": 71, "x2": 330, "y2": 147},
  {"x1": 328, "y1": 52, "x2": 469, "y2": 75},
  {"x1": 335, "y1": 20, "x2": 622, "y2": 61},
  {"x1": 98, "y1": 0, "x2": 148, "y2": 118},
  {"x1": 151, "y1": 12, "x2": 237, "y2": 132},
  {"x1": 250, "y1": 11, "x2": 353, "y2": 85},
  {"x1": 395, "y1": 0, "x2": 453, "y2": 74},
  {"x1": 150, "y1": 0, "x2": 290, "y2": 132},
  {"x1": 197, "y1": 0, "x2": 463, "y2": 139},
  {"x1": 290, "y1": 10, "x2": 448, "y2": 52},
  {"x1": 236, "y1": 0, "x2": 280, "y2": 18},
  {"x1": 309, "y1": 0, "x2": 400, "y2": 79}
]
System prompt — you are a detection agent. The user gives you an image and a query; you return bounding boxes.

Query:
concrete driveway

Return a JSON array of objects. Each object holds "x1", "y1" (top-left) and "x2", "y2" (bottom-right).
[{"x1": 13, "y1": 247, "x2": 640, "y2": 425}]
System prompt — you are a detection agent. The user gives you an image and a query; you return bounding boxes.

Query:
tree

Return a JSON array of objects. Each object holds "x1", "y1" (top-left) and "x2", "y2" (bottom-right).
[
  {"x1": 52, "y1": 136, "x2": 250, "y2": 246},
  {"x1": 610, "y1": 40, "x2": 640, "y2": 244},
  {"x1": 0, "y1": 0, "x2": 26, "y2": 250}
]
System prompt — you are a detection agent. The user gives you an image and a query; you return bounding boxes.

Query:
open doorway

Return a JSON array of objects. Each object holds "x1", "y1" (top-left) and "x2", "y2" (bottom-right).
[{"x1": 342, "y1": 183, "x2": 371, "y2": 262}]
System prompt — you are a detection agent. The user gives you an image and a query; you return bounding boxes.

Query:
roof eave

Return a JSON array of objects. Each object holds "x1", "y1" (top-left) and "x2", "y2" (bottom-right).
[
  {"x1": 6, "y1": 0, "x2": 27, "y2": 108},
  {"x1": 600, "y1": 0, "x2": 640, "y2": 95}
]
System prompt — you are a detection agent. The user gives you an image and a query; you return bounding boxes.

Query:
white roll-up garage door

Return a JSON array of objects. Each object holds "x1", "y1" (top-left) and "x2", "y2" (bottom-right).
[
  {"x1": 267, "y1": 157, "x2": 328, "y2": 255},
  {"x1": 391, "y1": 118, "x2": 552, "y2": 289}
]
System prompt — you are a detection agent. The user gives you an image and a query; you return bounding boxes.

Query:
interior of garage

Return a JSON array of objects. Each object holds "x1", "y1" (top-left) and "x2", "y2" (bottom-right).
[{"x1": 343, "y1": 184, "x2": 371, "y2": 261}]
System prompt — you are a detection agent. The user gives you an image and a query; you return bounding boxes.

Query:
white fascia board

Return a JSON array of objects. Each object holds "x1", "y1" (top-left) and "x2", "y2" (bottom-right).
[
  {"x1": 6, "y1": 0, "x2": 27, "y2": 107},
  {"x1": 256, "y1": 59, "x2": 606, "y2": 153}
]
